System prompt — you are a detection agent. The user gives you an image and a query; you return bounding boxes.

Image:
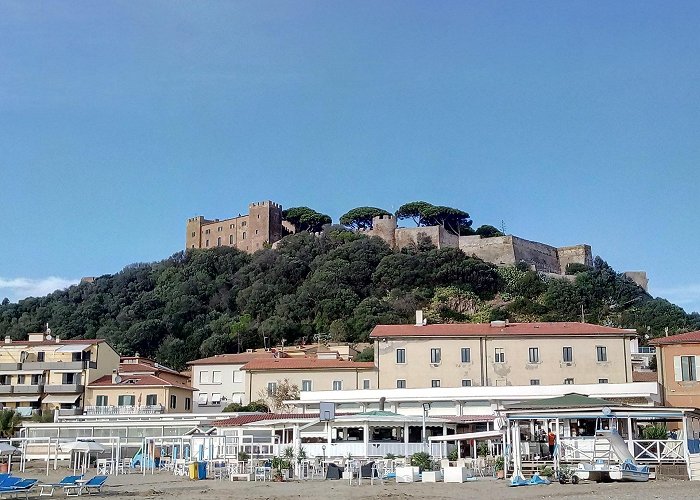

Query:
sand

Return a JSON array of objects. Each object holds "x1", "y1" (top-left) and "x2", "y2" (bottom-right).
[{"x1": 21, "y1": 466, "x2": 698, "y2": 500}]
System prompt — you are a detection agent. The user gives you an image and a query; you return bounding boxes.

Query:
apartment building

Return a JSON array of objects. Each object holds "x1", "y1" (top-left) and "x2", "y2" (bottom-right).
[
  {"x1": 0, "y1": 333, "x2": 120, "y2": 416},
  {"x1": 84, "y1": 356, "x2": 194, "y2": 414},
  {"x1": 651, "y1": 330, "x2": 700, "y2": 408},
  {"x1": 370, "y1": 318, "x2": 636, "y2": 389},
  {"x1": 241, "y1": 358, "x2": 376, "y2": 404}
]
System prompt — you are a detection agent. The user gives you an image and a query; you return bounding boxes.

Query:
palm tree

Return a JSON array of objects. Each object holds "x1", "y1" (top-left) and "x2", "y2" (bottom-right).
[{"x1": 0, "y1": 410, "x2": 21, "y2": 438}]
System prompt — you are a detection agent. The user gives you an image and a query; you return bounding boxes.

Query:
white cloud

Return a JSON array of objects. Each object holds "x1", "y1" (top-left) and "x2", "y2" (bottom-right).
[
  {"x1": 652, "y1": 283, "x2": 700, "y2": 314},
  {"x1": 0, "y1": 276, "x2": 80, "y2": 303}
]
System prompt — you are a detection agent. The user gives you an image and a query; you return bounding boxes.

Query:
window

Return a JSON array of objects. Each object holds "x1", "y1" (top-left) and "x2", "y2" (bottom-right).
[
  {"x1": 242, "y1": 221, "x2": 246, "y2": 227},
  {"x1": 17, "y1": 375, "x2": 25, "y2": 384},
  {"x1": 230, "y1": 224, "x2": 234, "y2": 229},
  {"x1": 564, "y1": 378, "x2": 575, "y2": 385},
  {"x1": 494, "y1": 348, "x2": 505, "y2": 363},
  {"x1": 31, "y1": 374, "x2": 42, "y2": 385},
  {"x1": 530, "y1": 379, "x2": 540, "y2": 385},
  {"x1": 363, "y1": 379, "x2": 370, "y2": 390},
  {"x1": 205, "y1": 229, "x2": 210, "y2": 234},
  {"x1": 461, "y1": 348, "x2": 471, "y2": 363},
  {"x1": 211, "y1": 393, "x2": 222, "y2": 405},
  {"x1": 62, "y1": 373, "x2": 78, "y2": 384},
  {"x1": 170, "y1": 395, "x2": 177, "y2": 409},
  {"x1": 431, "y1": 379, "x2": 441, "y2": 388},
  {"x1": 396, "y1": 349, "x2": 406, "y2": 364},
  {"x1": 301, "y1": 380, "x2": 312, "y2": 392},
  {"x1": 218, "y1": 226, "x2": 222, "y2": 232},
  {"x1": 563, "y1": 346, "x2": 573, "y2": 363},
  {"x1": 197, "y1": 393, "x2": 208, "y2": 405},
  {"x1": 229, "y1": 235, "x2": 234, "y2": 244},
  {"x1": 205, "y1": 239, "x2": 209, "y2": 247},
  {"x1": 528, "y1": 347, "x2": 540, "y2": 364},
  {"x1": 217, "y1": 237, "x2": 221, "y2": 247},
  {"x1": 430, "y1": 348, "x2": 441, "y2": 365},
  {"x1": 191, "y1": 231, "x2": 195, "y2": 237},
  {"x1": 461, "y1": 379, "x2": 472, "y2": 387},
  {"x1": 242, "y1": 232, "x2": 246, "y2": 240},
  {"x1": 596, "y1": 346, "x2": 608, "y2": 362},
  {"x1": 199, "y1": 371, "x2": 211, "y2": 384},
  {"x1": 0, "y1": 376, "x2": 9, "y2": 385},
  {"x1": 37, "y1": 352, "x2": 45, "y2": 362},
  {"x1": 396, "y1": 379, "x2": 406, "y2": 389},
  {"x1": 267, "y1": 382, "x2": 277, "y2": 396},
  {"x1": 681, "y1": 356, "x2": 697, "y2": 381},
  {"x1": 96, "y1": 395, "x2": 108, "y2": 406},
  {"x1": 212, "y1": 371, "x2": 222, "y2": 384},
  {"x1": 118, "y1": 395, "x2": 135, "y2": 406},
  {"x1": 233, "y1": 371, "x2": 244, "y2": 383},
  {"x1": 598, "y1": 378, "x2": 609, "y2": 384},
  {"x1": 185, "y1": 398, "x2": 191, "y2": 411},
  {"x1": 146, "y1": 394, "x2": 157, "y2": 406},
  {"x1": 332, "y1": 380, "x2": 343, "y2": 391},
  {"x1": 72, "y1": 352, "x2": 82, "y2": 362},
  {"x1": 255, "y1": 229, "x2": 259, "y2": 235}
]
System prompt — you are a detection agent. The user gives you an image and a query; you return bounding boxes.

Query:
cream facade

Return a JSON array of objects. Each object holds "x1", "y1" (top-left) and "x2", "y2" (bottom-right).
[
  {"x1": 371, "y1": 321, "x2": 635, "y2": 390},
  {"x1": 651, "y1": 331, "x2": 700, "y2": 409},
  {"x1": 84, "y1": 382, "x2": 193, "y2": 413},
  {"x1": 0, "y1": 333, "x2": 120, "y2": 416}
]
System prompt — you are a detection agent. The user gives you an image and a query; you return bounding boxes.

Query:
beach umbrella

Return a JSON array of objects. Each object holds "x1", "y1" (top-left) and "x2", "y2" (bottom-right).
[
  {"x1": 60, "y1": 441, "x2": 106, "y2": 474},
  {"x1": 0, "y1": 443, "x2": 19, "y2": 473}
]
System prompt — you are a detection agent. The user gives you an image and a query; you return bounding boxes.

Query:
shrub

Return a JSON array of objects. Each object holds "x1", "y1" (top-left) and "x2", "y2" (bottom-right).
[
  {"x1": 410, "y1": 452, "x2": 433, "y2": 472},
  {"x1": 384, "y1": 453, "x2": 396, "y2": 460},
  {"x1": 495, "y1": 455, "x2": 505, "y2": 471},
  {"x1": 476, "y1": 442, "x2": 488, "y2": 457},
  {"x1": 238, "y1": 451, "x2": 249, "y2": 462},
  {"x1": 448, "y1": 448, "x2": 458, "y2": 461},
  {"x1": 642, "y1": 424, "x2": 668, "y2": 440},
  {"x1": 539, "y1": 465, "x2": 553, "y2": 477}
]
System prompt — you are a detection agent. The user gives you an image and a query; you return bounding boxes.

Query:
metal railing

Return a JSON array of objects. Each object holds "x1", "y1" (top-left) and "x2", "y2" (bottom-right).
[{"x1": 83, "y1": 405, "x2": 165, "y2": 415}]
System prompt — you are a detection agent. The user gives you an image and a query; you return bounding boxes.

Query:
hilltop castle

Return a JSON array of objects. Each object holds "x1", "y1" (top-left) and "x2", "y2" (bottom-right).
[{"x1": 186, "y1": 201, "x2": 647, "y2": 289}]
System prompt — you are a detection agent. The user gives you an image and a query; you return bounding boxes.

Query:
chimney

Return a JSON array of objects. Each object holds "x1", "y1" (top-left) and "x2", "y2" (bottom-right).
[
  {"x1": 415, "y1": 310, "x2": 424, "y2": 327},
  {"x1": 379, "y1": 397, "x2": 386, "y2": 411},
  {"x1": 3, "y1": 336, "x2": 10, "y2": 344},
  {"x1": 111, "y1": 370, "x2": 118, "y2": 384}
]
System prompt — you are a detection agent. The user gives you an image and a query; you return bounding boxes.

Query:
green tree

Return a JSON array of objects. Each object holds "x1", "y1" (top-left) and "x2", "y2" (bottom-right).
[
  {"x1": 475, "y1": 225, "x2": 504, "y2": 238},
  {"x1": 395, "y1": 201, "x2": 434, "y2": 226},
  {"x1": 0, "y1": 410, "x2": 20, "y2": 438},
  {"x1": 339, "y1": 207, "x2": 391, "y2": 230},
  {"x1": 282, "y1": 207, "x2": 332, "y2": 233},
  {"x1": 354, "y1": 346, "x2": 374, "y2": 362},
  {"x1": 422, "y1": 205, "x2": 472, "y2": 235}
]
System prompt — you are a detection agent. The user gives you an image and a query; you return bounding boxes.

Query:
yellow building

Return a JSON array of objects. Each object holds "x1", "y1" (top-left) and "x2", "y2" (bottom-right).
[
  {"x1": 370, "y1": 319, "x2": 636, "y2": 389},
  {"x1": 85, "y1": 356, "x2": 195, "y2": 414},
  {"x1": 0, "y1": 333, "x2": 120, "y2": 416}
]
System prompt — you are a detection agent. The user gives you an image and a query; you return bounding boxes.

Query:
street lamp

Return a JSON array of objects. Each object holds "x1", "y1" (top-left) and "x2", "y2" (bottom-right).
[{"x1": 422, "y1": 402, "x2": 432, "y2": 452}]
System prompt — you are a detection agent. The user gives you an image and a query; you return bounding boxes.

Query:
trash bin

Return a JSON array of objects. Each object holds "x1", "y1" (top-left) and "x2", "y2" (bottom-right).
[
  {"x1": 189, "y1": 462, "x2": 199, "y2": 480},
  {"x1": 198, "y1": 461, "x2": 207, "y2": 480}
]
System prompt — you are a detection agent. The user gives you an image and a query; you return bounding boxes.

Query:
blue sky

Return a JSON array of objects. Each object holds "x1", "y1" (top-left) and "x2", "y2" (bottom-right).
[{"x1": 1, "y1": 1, "x2": 699, "y2": 313}]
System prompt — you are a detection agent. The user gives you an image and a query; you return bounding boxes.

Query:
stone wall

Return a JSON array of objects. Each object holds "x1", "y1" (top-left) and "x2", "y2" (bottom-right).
[
  {"x1": 459, "y1": 235, "x2": 517, "y2": 266},
  {"x1": 557, "y1": 245, "x2": 593, "y2": 274},
  {"x1": 512, "y1": 236, "x2": 561, "y2": 273}
]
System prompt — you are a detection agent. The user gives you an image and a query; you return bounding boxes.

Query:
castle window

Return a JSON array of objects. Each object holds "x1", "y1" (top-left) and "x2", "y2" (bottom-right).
[
  {"x1": 218, "y1": 226, "x2": 222, "y2": 232},
  {"x1": 255, "y1": 230, "x2": 259, "y2": 235},
  {"x1": 229, "y1": 235, "x2": 234, "y2": 244},
  {"x1": 257, "y1": 214, "x2": 260, "y2": 219},
  {"x1": 242, "y1": 232, "x2": 246, "y2": 240},
  {"x1": 205, "y1": 229, "x2": 210, "y2": 234},
  {"x1": 230, "y1": 224, "x2": 234, "y2": 229},
  {"x1": 205, "y1": 239, "x2": 209, "y2": 247},
  {"x1": 217, "y1": 237, "x2": 221, "y2": 246},
  {"x1": 191, "y1": 232, "x2": 195, "y2": 237},
  {"x1": 242, "y1": 221, "x2": 246, "y2": 227}
]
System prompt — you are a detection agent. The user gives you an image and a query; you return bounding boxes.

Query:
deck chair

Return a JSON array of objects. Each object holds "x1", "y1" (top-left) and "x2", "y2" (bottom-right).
[
  {"x1": 39, "y1": 475, "x2": 83, "y2": 497},
  {"x1": 80, "y1": 476, "x2": 108, "y2": 495},
  {"x1": 0, "y1": 479, "x2": 22, "y2": 490},
  {"x1": 0, "y1": 479, "x2": 38, "y2": 500}
]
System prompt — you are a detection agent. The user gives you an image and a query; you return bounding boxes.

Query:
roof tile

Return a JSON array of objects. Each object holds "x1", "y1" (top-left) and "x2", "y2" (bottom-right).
[
  {"x1": 650, "y1": 330, "x2": 700, "y2": 345},
  {"x1": 241, "y1": 358, "x2": 375, "y2": 371},
  {"x1": 370, "y1": 322, "x2": 635, "y2": 338}
]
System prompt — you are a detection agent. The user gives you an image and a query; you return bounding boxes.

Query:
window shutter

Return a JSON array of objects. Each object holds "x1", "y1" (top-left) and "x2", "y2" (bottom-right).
[
  {"x1": 674, "y1": 356, "x2": 683, "y2": 382},
  {"x1": 695, "y1": 356, "x2": 700, "y2": 379}
]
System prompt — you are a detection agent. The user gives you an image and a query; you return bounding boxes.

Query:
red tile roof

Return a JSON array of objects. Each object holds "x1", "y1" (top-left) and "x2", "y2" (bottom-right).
[
  {"x1": 632, "y1": 371, "x2": 659, "y2": 382},
  {"x1": 87, "y1": 374, "x2": 194, "y2": 391},
  {"x1": 216, "y1": 412, "x2": 352, "y2": 427},
  {"x1": 3, "y1": 338, "x2": 107, "y2": 346},
  {"x1": 119, "y1": 361, "x2": 181, "y2": 375},
  {"x1": 650, "y1": 330, "x2": 700, "y2": 345},
  {"x1": 187, "y1": 352, "x2": 279, "y2": 365},
  {"x1": 241, "y1": 358, "x2": 376, "y2": 371},
  {"x1": 370, "y1": 322, "x2": 636, "y2": 339}
]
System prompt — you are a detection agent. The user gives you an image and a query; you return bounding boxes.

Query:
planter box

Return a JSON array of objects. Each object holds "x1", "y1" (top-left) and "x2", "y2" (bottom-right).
[
  {"x1": 395, "y1": 466, "x2": 420, "y2": 483},
  {"x1": 422, "y1": 471, "x2": 441, "y2": 482},
  {"x1": 443, "y1": 467, "x2": 469, "y2": 483}
]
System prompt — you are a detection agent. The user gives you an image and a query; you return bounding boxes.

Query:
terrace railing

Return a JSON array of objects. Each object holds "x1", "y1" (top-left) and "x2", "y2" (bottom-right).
[{"x1": 83, "y1": 405, "x2": 164, "y2": 415}]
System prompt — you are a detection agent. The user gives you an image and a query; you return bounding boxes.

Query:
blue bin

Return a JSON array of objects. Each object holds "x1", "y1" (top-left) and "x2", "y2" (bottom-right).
[{"x1": 198, "y1": 461, "x2": 207, "y2": 480}]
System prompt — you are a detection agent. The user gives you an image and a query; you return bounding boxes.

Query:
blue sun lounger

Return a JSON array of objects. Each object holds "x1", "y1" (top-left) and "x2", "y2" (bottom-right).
[
  {"x1": 39, "y1": 475, "x2": 83, "y2": 497},
  {"x1": 0, "y1": 479, "x2": 38, "y2": 500},
  {"x1": 64, "y1": 476, "x2": 108, "y2": 497}
]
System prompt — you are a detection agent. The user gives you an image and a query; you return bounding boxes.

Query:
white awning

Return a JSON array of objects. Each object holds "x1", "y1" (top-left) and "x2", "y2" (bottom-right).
[
  {"x1": 42, "y1": 394, "x2": 80, "y2": 404},
  {"x1": 0, "y1": 370, "x2": 44, "y2": 376},
  {"x1": 211, "y1": 393, "x2": 222, "y2": 403},
  {"x1": 0, "y1": 396, "x2": 40, "y2": 403},
  {"x1": 55, "y1": 344, "x2": 90, "y2": 353},
  {"x1": 29, "y1": 346, "x2": 58, "y2": 353},
  {"x1": 197, "y1": 393, "x2": 208, "y2": 405},
  {"x1": 51, "y1": 369, "x2": 82, "y2": 374},
  {"x1": 429, "y1": 430, "x2": 504, "y2": 442}
]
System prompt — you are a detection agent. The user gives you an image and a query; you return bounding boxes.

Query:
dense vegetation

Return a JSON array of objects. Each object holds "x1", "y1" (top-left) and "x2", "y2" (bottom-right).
[{"x1": 1, "y1": 226, "x2": 698, "y2": 370}]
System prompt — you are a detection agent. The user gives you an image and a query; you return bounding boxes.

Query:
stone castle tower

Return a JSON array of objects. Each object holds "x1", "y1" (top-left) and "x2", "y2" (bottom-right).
[{"x1": 186, "y1": 201, "x2": 286, "y2": 253}]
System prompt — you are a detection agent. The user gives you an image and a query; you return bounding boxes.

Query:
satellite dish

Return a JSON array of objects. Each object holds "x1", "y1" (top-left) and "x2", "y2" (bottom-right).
[
  {"x1": 114, "y1": 375, "x2": 122, "y2": 384},
  {"x1": 46, "y1": 334, "x2": 52, "y2": 341},
  {"x1": 602, "y1": 406, "x2": 612, "y2": 416}
]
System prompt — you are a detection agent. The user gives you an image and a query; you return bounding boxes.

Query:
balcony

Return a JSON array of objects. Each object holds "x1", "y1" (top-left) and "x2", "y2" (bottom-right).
[
  {"x1": 44, "y1": 384, "x2": 84, "y2": 393},
  {"x1": 13, "y1": 385, "x2": 44, "y2": 395},
  {"x1": 22, "y1": 361, "x2": 85, "y2": 371},
  {"x1": 83, "y1": 405, "x2": 165, "y2": 416},
  {"x1": 57, "y1": 408, "x2": 82, "y2": 416},
  {"x1": 0, "y1": 363, "x2": 21, "y2": 371},
  {"x1": 0, "y1": 386, "x2": 12, "y2": 395}
]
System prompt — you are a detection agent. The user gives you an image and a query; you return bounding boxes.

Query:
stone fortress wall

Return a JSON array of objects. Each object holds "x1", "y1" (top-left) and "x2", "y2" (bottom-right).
[{"x1": 187, "y1": 202, "x2": 647, "y2": 290}]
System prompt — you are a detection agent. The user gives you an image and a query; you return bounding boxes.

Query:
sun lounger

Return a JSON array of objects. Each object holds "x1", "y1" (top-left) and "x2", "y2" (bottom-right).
[
  {"x1": 39, "y1": 476, "x2": 83, "y2": 497},
  {"x1": 64, "y1": 476, "x2": 108, "y2": 496},
  {"x1": 0, "y1": 479, "x2": 38, "y2": 500}
]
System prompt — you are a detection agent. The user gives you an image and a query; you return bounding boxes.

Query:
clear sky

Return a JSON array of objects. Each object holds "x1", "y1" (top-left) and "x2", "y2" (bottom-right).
[{"x1": 1, "y1": 1, "x2": 699, "y2": 313}]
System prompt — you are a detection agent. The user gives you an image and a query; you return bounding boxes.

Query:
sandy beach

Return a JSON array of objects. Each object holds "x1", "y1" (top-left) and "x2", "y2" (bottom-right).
[{"x1": 19, "y1": 466, "x2": 698, "y2": 500}]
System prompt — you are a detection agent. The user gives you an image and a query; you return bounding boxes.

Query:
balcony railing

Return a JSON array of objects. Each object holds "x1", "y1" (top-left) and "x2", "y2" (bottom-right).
[
  {"x1": 0, "y1": 364, "x2": 21, "y2": 371},
  {"x1": 634, "y1": 347, "x2": 656, "y2": 354},
  {"x1": 0, "y1": 386, "x2": 12, "y2": 395},
  {"x1": 44, "y1": 384, "x2": 84, "y2": 393},
  {"x1": 83, "y1": 405, "x2": 165, "y2": 416},
  {"x1": 14, "y1": 385, "x2": 43, "y2": 394},
  {"x1": 21, "y1": 361, "x2": 96, "y2": 370}
]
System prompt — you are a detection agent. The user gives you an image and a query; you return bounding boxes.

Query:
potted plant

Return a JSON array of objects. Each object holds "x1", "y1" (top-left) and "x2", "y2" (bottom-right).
[
  {"x1": 539, "y1": 465, "x2": 554, "y2": 478},
  {"x1": 238, "y1": 451, "x2": 249, "y2": 462},
  {"x1": 448, "y1": 448, "x2": 458, "y2": 462},
  {"x1": 271, "y1": 456, "x2": 291, "y2": 481},
  {"x1": 410, "y1": 452, "x2": 433, "y2": 473},
  {"x1": 494, "y1": 455, "x2": 505, "y2": 479}
]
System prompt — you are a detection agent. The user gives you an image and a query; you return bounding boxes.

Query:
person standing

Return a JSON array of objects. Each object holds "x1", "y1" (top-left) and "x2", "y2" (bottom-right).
[{"x1": 547, "y1": 429, "x2": 556, "y2": 458}]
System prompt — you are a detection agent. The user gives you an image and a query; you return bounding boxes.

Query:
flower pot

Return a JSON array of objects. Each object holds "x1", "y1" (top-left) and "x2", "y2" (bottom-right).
[{"x1": 496, "y1": 470, "x2": 504, "y2": 479}]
